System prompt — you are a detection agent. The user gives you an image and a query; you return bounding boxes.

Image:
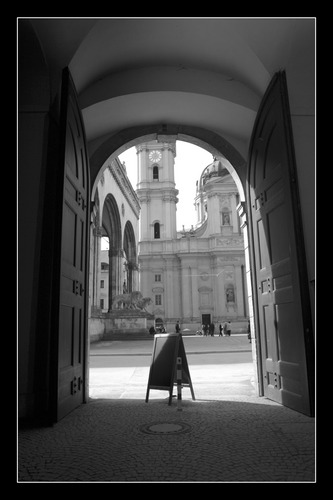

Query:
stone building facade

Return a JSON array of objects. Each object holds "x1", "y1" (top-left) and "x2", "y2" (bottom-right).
[
  {"x1": 137, "y1": 140, "x2": 248, "y2": 332},
  {"x1": 89, "y1": 158, "x2": 141, "y2": 340},
  {"x1": 89, "y1": 140, "x2": 248, "y2": 339}
]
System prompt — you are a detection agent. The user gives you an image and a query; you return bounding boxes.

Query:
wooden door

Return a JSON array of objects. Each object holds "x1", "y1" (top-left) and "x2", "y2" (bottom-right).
[
  {"x1": 248, "y1": 72, "x2": 314, "y2": 416},
  {"x1": 202, "y1": 314, "x2": 211, "y2": 325},
  {"x1": 56, "y1": 68, "x2": 90, "y2": 421}
]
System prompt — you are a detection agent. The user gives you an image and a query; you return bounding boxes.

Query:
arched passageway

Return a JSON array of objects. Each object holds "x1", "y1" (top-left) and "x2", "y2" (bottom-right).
[
  {"x1": 88, "y1": 130, "x2": 256, "y2": 390},
  {"x1": 90, "y1": 126, "x2": 247, "y2": 201},
  {"x1": 87, "y1": 75, "x2": 314, "y2": 417},
  {"x1": 123, "y1": 220, "x2": 138, "y2": 293},
  {"x1": 18, "y1": 18, "x2": 315, "y2": 423}
]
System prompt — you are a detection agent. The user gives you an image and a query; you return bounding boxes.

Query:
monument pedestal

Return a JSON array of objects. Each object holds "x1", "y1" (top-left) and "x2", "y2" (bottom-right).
[{"x1": 103, "y1": 309, "x2": 155, "y2": 340}]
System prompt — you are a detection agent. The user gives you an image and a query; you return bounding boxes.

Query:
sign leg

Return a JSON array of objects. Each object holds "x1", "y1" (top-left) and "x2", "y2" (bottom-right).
[
  {"x1": 177, "y1": 357, "x2": 182, "y2": 411},
  {"x1": 190, "y1": 382, "x2": 195, "y2": 401}
]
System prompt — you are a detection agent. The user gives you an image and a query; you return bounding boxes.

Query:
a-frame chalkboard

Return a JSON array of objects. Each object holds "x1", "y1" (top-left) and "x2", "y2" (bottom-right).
[{"x1": 145, "y1": 333, "x2": 195, "y2": 404}]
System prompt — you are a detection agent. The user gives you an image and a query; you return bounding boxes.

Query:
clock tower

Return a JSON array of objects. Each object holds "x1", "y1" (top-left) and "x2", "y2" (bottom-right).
[
  {"x1": 134, "y1": 140, "x2": 248, "y2": 333},
  {"x1": 136, "y1": 140, "x2": 178, "y2": 241}
]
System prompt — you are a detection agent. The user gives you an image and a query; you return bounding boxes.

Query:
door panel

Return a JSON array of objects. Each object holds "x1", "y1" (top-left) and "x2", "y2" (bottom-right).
[
  {"x1": 56, "y1": 68, "x2": 90, "y2": 421},
  {"x1": 248, "y1": 71, "x2": 314, "y2": 416}
]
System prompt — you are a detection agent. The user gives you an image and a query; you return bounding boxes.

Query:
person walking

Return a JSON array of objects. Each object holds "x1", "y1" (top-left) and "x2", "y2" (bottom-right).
[
  {"x1": 210, "y1": 322, "x2": 215, "y2": 336},
  {"x1": 223, "y1": 321, "x2": 228, "y2": 336},
  {"x1": 219, "y1": 323, "x2": 223, "y2": 336},
  {"x1": 226, "y1": 321, "x2": 232, "y2": 336},
  {"x1": 149, "y1": 325, "x2": 156, "y2": 335},
  {"x1": 203, "y1": 323, "x2": 208, "y2": 337},
  {"x1": 175, "y1": 320, "x2": 181, "y2": 333}
]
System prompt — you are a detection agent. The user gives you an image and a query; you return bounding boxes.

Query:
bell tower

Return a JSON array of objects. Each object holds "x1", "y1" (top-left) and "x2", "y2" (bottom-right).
[{"x1": 136, "y1": 140, "x2": 178, "y2": 241}]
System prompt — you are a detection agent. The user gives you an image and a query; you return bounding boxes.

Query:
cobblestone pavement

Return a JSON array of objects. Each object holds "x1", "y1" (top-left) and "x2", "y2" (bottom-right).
[{"x1": 18, "y1": 396, "x2": 315, "y2": 483}]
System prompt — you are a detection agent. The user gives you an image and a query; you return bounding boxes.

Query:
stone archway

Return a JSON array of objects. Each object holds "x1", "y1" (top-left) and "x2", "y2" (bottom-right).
[
  {"x1": 88, "y1": 126, "x2": 258, "y2": 389},
  {"x1": 89, "y1": 125, "x2": 247, "y2": 202},
  {"x1": 99, "y1": 194, "x2": 122, "y2": 311},
  {"x1": 88, "y1": 126, "x2": 251, "y2": 325}
]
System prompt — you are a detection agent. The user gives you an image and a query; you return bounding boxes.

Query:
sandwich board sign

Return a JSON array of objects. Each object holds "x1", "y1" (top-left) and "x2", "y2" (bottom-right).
[{"x1": 145, "y1": 333, "x2": 195, "y2": 404}]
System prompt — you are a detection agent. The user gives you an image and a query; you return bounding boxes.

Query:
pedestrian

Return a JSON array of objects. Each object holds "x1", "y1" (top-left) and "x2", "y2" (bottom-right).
[
  {"x1": 247, "y1": 320, "x2": 251, "y2": 343},
  {"x1": 203, "y1": 323, "x2": 208, "y2": 336},
  {"x1": 227, "y1": 321, "x2": 232, "y2": 336},
  {"x1": 175, "y1": 320, "x2": 181, "y2": 333},
  {"x1": 210, "y1": 322, "x2": 215, "y2": 336},
  {"x1": 219, "y1": 323, "x2": 223, "y2": 336},
  {"x1": 149, "y1": 325, "x2": 156, "y2": 335},
  {"x1": 223, "y1": 321, "x2": 228, "y2": 336},
  {"x1": 201, "y1": 324, "x2": 205, "y2": 336}
]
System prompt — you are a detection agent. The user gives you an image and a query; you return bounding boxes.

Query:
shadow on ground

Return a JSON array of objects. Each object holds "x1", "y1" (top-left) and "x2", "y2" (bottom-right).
[{"x1": 18, "y1": 397, "x2": 315, "y2": 483}]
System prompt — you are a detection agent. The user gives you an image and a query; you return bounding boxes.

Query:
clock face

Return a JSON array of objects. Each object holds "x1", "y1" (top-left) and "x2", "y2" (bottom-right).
[{"x1": 149, "y1": 150, "x2": 162, "y2": 163}]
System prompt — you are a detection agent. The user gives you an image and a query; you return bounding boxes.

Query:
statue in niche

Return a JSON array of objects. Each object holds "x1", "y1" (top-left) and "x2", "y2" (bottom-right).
[
  {"x1": 226, "y1": 286, "x2": 235, "y2": 303},
  {"x1": 222, "y1": 212, "x2": 230, "y2": 225}
]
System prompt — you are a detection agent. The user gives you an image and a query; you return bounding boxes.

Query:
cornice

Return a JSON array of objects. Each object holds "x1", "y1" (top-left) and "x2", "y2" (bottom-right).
[{"x1": 107, "y1": 158, "x2": 141, "y2": 218}]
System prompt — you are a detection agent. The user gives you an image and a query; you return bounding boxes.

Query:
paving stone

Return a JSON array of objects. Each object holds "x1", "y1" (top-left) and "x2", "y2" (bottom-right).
[{"x1": 18, "y1": 397, "x2": 315, "y2": 483}]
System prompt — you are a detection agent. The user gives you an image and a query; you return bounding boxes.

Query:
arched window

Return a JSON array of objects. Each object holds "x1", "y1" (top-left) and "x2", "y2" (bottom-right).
[
  {"x1": 154, "y1": 222, "x2": 160, "y2": 239},
  {"x1": 153, "y1": 165, "x2": 159, "y2": 180}
]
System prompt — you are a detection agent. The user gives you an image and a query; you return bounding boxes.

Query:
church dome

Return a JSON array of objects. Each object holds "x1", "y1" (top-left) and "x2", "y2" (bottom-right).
[{"x1": 198, "y1": 158, "x2": 229, "y2": 189}]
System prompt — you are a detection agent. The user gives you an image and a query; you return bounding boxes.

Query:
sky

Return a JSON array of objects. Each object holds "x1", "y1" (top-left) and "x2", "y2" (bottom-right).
[{"x1": 119, "y1": 141, "x2": 213, "y2": 231}]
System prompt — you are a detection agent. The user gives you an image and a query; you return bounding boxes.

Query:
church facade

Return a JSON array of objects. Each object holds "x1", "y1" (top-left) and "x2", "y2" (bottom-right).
[
  {"x1": 136, "y1": 140, "x2": 248, "y2": 333},
  {"x1": 89, "y1": 139, "x2": 248, "y2": 338}
]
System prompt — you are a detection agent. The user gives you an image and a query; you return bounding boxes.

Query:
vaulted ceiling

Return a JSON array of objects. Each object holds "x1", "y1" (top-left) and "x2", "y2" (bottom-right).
[{"x1": 30, "y1": 18, "x2": 315, "y2": 161}]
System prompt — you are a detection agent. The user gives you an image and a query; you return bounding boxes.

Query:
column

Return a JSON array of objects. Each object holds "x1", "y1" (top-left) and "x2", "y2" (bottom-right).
[
  {"x1": 217, "y1": 265, "x2": 227, "y2": 320},
  {"x1": 138, "y1": 195, "x2": 150, "y2": 241},
  {"x1": 118, "y1": 249, "x2": 124, "y2": 295},
  {"x1": 180, "y1": 262, "x2": 191, "y2": 321},
  {"x1": 131, "y1": 262, "x2": 139, "y2": 292},
  {"x1": 163, "y1": 192, "x2": 178, "y2": 239},
  {"x1": 231, "y1": 192, "x2": 238, "y2": 233},
  {"x1": 235, "y1": 264, "x2": 244, "y2": 317},
  {"x1": 176, "y1": 256, "x2": 183, "y2": 320},
  {"x1": 108, "y1": 248, "x2": 120, "y2": 310},
  {"x1": 163, "y1": 257, "x2": 173, "y2": 322},
  {"x1": 211, "y1": 255, "x2": 219, "y2": 321},
  {"x1": 138, "y1": 256, "x2": 150, "y2": 300},
  {"x1": 191, "y1": 265, "x2": 199, "y2": 324},
  {"x1": 216, "y1": 264, "x2": 226, "y2": 319}
]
